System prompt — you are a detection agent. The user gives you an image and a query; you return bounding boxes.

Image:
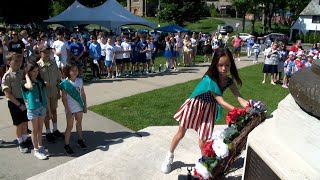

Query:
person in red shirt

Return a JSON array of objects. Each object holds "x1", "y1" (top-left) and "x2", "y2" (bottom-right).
[
  {"x1": 290, "y1": 40, "x2": 303, "y2": 53},
  {"x1": 232, "y1": 34, "x2": 244, "y2": 61},
  {"x1": 294, "y1": 51, "x2": 305, "y2": 70}
]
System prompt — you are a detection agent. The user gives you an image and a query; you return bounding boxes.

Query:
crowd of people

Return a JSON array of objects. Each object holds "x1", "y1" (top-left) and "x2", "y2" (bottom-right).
[
  {"x1": 0, "y1": 27, "x2": 229, "y2": 159},
  {"x1": 0, "y1": 25, "x2": 316, "y2": 160},
  {"x1": 261, "y1": 39, "x2": 315, "y2": 88}
]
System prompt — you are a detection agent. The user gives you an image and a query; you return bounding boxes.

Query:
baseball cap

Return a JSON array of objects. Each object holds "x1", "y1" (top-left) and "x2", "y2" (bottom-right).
[
  {"x1": 297, "y1": 51, "x2": 304, "y2": 56},
  {"x1": 307, "y1": 52, "x2": 314, "y2": 57},
  {"x1": 288, "y1": 51, "x2": 295, "y2": 56},
  {"x1": 72, "y1": 34, "x2": 78, "y2": 39}
]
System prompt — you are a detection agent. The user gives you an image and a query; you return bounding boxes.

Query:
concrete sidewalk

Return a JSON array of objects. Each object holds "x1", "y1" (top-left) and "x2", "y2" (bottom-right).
[{"x1": 0, "y1": 56, "x2": 259, "y2": 180}]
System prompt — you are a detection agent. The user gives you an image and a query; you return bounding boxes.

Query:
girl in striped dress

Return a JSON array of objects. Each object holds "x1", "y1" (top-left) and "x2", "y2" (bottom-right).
[{"x1": 161, "y1": 48, "x2": 249, "y2": 174}]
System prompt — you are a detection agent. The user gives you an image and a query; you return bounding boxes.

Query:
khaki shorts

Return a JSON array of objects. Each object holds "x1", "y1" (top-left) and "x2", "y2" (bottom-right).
[{"x1": 47, "y1": 96, "x2": 58, "y2": 112}]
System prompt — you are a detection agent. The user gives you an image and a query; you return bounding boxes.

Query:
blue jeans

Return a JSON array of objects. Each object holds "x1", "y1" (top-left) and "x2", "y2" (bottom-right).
[
  {"x1": 254, "y1": 51, "x2": 259, "y2": 62},
  {"x1": 27, "y1": 106, "x2": 47, "y2": 120}
]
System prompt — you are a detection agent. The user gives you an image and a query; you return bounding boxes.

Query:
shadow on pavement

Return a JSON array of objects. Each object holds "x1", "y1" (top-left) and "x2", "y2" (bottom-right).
[
  {"x1": 42, "y1": 131, "x2": 150, "y2": 157},
  {"x1": 171, "y1": 161, "x2": 195, "y2": 173}
]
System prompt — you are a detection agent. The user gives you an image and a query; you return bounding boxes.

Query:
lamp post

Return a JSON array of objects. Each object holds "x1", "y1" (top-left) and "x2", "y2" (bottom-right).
[
  {"x1": 145, "y1": 0, "x2": 147, "y2": 17},
  {"x1": 158, "y1": 0, "x2": 160, "y2": 24}
]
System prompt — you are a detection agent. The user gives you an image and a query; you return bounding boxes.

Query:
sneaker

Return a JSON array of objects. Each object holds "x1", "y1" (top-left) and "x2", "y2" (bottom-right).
[
  {"x1": 262, "y1": 80, "x2": 265, "y2": 84},
  {"x1": 34, "y1": 150, "x2": 48, "y2": 160},
  {"x1": 46, "y1": 133, "x2": 56, "y2": 143},
  {"x1": 161, "y1": 152, "x2": 174, "y2": 174},
  {"x1": 282, "y1": 84, "x2": 288, "y2": 88},
  {"x1": 64, "y1": 144, "x2": 74, "y2": 156},
  {"x1": 18, "y1": 142, "x2": 28, "y2": 153},
  {"x1": 77, "y1": 139, "x2": 87, "y2": 150},
  {"x1": 271, "y1": 81, "x2": 276, "y2": 85},
  {"x1": 39, "y1": 146, "x2": 50, "y2": 157},
  {"x1": 53, "y1": 130, "x2": 65, "y2": 140},
  {"x1": 25, "y1": 139, "x2": 33, "y2": 148}
]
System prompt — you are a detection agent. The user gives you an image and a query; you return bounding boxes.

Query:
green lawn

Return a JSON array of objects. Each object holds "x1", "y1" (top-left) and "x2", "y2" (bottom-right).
[
  {"x1": 83, "y1": 53, "x2": 208, "y2": 82},
  {"x1": 89, "y1": 63, "x2": 289, "y2": 131},
  {"x1": 128, "y1": 17, "x2": 225, "y2": 33}
]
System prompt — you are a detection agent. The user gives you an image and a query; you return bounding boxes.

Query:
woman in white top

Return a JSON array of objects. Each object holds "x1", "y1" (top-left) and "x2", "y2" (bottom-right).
[
  {"x1": 190, "y1": 33, "x2": 198, "y2": 65},
  {"x1": 183, "y1": 34, "x2": 192, "y2": 66},
  {"x1": 99, "y1": 36, "x2": 107, "y2": 77}
]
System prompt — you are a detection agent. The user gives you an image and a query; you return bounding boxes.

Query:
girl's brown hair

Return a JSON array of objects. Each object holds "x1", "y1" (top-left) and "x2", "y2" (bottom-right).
[
  {"x1": 63, "y1": 63, "x2": 78, "y2": 79},
  {"x1": 205, "y1": 48, "x2": 242, "y2": 86},
  {"x1": 23, "y1": 61, "x2": 44, "y2": 84}
]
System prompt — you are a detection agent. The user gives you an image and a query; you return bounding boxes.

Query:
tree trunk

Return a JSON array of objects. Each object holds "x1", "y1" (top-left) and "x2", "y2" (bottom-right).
[
  {"x1": 242, "y1": 12, "x2": 246, "y2": 32},
  {"x1": 264, "y1": 5, "x2": 268, "y2": 34},
  {"x1": 251, "y1": 7, "x2": 256, "y2": 35},
  {"x1": 268, "y1": 4, "x2": 275, "y2": 31},
  {"x1": 251, "y1": 19, "x2": 255, "y2": 35}
]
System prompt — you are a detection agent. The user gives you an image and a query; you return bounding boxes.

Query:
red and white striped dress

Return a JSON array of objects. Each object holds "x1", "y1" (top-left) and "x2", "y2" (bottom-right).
[{"x1": 174, "y1": 78, "x2": 233, "y2": 140}]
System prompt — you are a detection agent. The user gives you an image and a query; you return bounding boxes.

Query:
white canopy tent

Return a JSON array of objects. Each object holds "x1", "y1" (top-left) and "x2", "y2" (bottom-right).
[
  {"x1": 44, "y1": 0, "x2": 156, "y2": 33},
  {"x1": 44, "y1": 1, "x2": 94, "y2": 27}
]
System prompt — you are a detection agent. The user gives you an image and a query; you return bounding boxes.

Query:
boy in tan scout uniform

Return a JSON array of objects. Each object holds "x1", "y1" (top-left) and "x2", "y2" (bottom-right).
[
  {"x1": 2, "y1": 52, "x2": 31, "y2": 153},
  {"x1": 37, "y1": 45, "x2": 64, "y2": 143}
]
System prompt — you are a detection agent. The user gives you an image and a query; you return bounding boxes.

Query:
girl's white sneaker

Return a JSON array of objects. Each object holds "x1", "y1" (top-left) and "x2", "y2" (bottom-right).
[
  {"x1": 34, "y1": 150, "x2": 48, "y2": 160},
  {"x1": 161, "y1": 152, "x2": 174, "y2": 174}
]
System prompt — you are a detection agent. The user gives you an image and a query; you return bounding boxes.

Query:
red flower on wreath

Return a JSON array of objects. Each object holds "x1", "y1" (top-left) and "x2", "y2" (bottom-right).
[
  {"x1": 202, "y1": 140, "x2": 215, "y2": 157},
  {"x1": 194, "y1": 168, "x2": 211, "y2": 180},
  {"x1": 226, "y1": 108, "x2": 247, "y2": 125}
]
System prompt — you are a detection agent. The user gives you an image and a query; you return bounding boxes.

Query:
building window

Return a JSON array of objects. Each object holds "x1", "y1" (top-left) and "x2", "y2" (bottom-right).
[{"x1": 312, "y1": 16, "x2": 320, "y2": 23}]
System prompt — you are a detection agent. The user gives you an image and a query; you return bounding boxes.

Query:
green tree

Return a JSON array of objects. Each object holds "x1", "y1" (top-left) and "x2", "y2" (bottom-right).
[
  {"x1": 285, "y1": 0, "x2": 310, "y2": 21},
  {"x1": 210, "y1": 4, "x2": 219, "y2": 17},
  {"x1": 159, "y1": 0, "x2": 209, "y2": 27},
  {"x1": 230, "y1": 0, "x2": 253, "y2": 32}
]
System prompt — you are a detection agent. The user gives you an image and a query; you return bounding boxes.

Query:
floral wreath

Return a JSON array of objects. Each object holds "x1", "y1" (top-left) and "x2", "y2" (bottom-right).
[{"x1": 193, "y1": 99, "x2": 266, "y2": 180}]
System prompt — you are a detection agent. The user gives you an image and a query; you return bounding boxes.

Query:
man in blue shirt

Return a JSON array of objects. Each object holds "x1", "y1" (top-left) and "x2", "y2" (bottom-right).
[
  {"x1": 136, "y1": 36, "x2": 147, "y2": 75},
  {"x1": 246, "y1": 36, "x2": 255, "y2": 58}
]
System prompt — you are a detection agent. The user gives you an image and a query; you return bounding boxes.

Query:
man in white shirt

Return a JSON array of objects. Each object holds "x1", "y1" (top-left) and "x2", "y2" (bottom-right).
[
  {"x1": 105, "y1": 37, "x2": 116, "y2": 78},
  {"x1": 121, "y1": 36, "x2": 132, "y2": 77},
  {"x1": 52, "y1": 31, "x2": 68, "y2": 74}
]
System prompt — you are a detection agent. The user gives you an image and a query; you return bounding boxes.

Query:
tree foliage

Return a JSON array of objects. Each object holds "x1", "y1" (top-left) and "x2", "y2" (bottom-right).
[
  {"x1": 159, "y1": 0, "x2": 210, "y2": 27},
  {"x1": 0, "y1": 0, "x2": 51, "y2": 24},
  {"x1": 230, "y1": 0, "x2": 308, "y2": 34},
  {"x1": 230, "y1": 0, "x2": 253, "y2": 32},
  {"x1": 210, "y1": 4, "x2": 219, "y2": 17}
]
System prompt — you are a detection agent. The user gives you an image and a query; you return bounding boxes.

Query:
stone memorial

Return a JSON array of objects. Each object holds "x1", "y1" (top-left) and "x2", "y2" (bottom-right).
[{"x1": 243, "y1": 60, "x2": 320, "y2": 179}]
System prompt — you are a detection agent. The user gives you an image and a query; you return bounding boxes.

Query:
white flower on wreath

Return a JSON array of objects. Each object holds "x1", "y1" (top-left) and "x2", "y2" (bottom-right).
[
  {"x1": 210, "y1": 130, "x2": 225, "y2": 141},
  {"x1": 213, "y1": 139, "x2": 229, "y2": 159},
  {"x1": 195, "y1": 162, "x2": 212, "y2": 179}
]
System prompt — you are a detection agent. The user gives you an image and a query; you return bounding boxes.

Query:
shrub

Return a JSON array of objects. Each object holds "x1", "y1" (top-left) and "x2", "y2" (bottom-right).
[
  {"x1": 304, "y1": 32, "x2": 310, "y2": 43},
  {"x1": 309, "y1": 32, "x2": 316, "y2": 44},
  {"x1": 316, "y1": 32, "x2": 320, "y2": 43},
  {"x1": 211, "y1": 4, "x2": 219, "y2": 17},
  {"x1": 299, "y1": 33, "x2": 304, "y2": 43}
]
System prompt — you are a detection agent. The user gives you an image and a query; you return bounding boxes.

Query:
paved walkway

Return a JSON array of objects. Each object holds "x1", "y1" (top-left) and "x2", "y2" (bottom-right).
[{"x1": 0, "y1": 56, "x2": 261, "y2": 180}]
